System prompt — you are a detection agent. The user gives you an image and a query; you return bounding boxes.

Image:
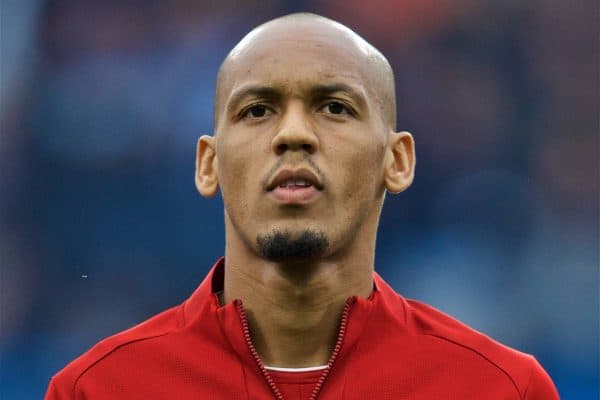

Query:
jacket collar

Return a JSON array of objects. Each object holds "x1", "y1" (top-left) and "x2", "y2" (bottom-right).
[{"x1": 183, "y1": 257, "x2": 401, "y2": 370}]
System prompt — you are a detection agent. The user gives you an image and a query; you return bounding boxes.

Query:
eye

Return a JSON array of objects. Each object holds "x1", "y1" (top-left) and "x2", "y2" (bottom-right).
[
  {"x1": 242, "y1": 104, "x2": 271, "y2": 119},
  {"x1": 321, "y1": 101, "x2": 351, "y2": 116}
]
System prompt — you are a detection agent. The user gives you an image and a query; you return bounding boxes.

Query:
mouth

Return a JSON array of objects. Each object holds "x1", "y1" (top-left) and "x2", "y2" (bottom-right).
[
  {"x1": 266, "y1": 168, "x2": 323, "y2": 204},
  {"x1": 266, "y1": 168, "x2": 323, "y2": 192}
]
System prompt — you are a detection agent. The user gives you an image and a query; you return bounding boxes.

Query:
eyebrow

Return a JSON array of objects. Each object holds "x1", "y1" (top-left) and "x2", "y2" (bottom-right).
[
  {"x1": 225, "y1": 82, "x2": 368, "y2": 115},
  {"x1": 226, "y1": 85, "x2": 283, "y2": 115},
  {"x1": 311, "y1": 83, "x2": 367, "y2": 108}
]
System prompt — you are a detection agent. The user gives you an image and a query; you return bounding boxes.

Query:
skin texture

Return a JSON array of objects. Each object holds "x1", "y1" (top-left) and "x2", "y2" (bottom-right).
[{"x1": 196, "y1": 13, "x2": 415, "y2": 367}]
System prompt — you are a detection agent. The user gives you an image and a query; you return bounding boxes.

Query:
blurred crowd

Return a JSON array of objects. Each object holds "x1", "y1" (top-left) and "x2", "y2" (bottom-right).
[{"x1": 0, "y1": 1, "x2": 597, "y2": 399}]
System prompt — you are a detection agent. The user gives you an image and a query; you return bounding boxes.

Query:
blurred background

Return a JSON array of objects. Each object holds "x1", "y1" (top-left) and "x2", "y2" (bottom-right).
[{"x1": 0, "y1": 0, "x2": 598, "y2": 398}]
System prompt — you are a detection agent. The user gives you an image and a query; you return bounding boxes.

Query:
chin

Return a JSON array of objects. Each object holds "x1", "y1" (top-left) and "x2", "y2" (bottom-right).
[{"x1": 255, "y1": 228, "x2": 330, "y2": 261}]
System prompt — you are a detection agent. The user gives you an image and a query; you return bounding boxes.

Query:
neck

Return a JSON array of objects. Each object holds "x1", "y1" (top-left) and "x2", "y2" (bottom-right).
[{"x1": 222, "y1": 221, "x2": 375, "y2": 367}]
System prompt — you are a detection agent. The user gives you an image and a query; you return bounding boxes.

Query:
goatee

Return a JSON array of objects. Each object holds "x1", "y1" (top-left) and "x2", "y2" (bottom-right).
[{"x1": 256, "y1": 229, "x2": 329, "y2": 261}]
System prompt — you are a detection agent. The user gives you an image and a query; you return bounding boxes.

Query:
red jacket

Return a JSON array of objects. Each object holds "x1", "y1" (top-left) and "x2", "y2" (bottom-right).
[{"x1": 46, "y1": 258, "x2": 559, "y2": 399}]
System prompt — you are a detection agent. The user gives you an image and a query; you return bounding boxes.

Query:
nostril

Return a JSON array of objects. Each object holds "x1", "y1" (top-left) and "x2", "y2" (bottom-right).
[
  {"x1": 302, "y1": 144, "x2": 313, "y2": 152},
  {"x1": 277, "y1": 143, "x2": 288, "y2": 153}
]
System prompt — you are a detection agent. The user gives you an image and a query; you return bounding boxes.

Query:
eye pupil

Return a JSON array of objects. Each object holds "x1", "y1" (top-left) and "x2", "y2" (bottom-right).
[
  {"x1": 328, "y1": 102, "x2": 345, "y2": 114},
  {"x1": 250, "y1": 105, "x2": 266, "y2": 117}
]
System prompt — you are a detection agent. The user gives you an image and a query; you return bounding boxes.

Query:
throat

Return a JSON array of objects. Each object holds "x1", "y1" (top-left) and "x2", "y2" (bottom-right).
[
  {"x1": 236, "y1": 296, "x2": 355, "y2": 369},
  {"x1": 221, "y1": 255, "x2": 374, "y2": 368},
  {"x1": 239, "y1": 293, "x2": 351, "y2": 368}
]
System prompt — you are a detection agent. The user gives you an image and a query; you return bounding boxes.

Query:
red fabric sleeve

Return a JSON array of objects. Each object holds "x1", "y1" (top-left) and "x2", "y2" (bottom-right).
[
  {"x1": 524, "y1": 357, "x2": 560, "y2": 400},
  {"x1": 44, "y1": 380, "x2": 65, "y2": 400}
]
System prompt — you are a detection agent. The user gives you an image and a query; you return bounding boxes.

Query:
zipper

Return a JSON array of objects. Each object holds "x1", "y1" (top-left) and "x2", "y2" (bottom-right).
[
  {"x1": 236, "y1": 299, "x2": 284, "y2": 400},
  {"x1": 308, "y1": 297, "x2": 355, "y2": 400},
  {"x1": 235, "y1": 297, "x2": 356, "y2": 400}
]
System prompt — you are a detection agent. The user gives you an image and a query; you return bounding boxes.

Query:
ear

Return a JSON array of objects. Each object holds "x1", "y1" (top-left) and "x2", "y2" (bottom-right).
[
  {"x1": 383, "y1": 131, "x2": 415, "y2": 193},
  {"x1": 195, "y1": 135, "x2": 219, "y2": 197}
]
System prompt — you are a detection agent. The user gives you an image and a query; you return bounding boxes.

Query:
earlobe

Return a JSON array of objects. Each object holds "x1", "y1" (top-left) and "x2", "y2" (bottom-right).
[
  {"x1": 384, "y1": 131, "x2": 415, "y2": 193},
  {"x1": 195, "y1": 135, "x2": 219, "y2": 197}
]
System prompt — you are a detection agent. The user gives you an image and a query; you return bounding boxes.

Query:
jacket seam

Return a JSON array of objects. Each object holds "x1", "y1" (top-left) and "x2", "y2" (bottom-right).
[
  {"x1": 214, "y1": 310, "x2": 251, "y2": 400},
  {"x1": 521, "y1": 355, "x2": 536, "y2": 400},
  {"x1": 49, "y1": 380, "x2": 57, "y2": 397},
  {"x1": 71, "y1": 331, "x2": 174, "y2": 398},
  {"x1": 341, "y1": 301, "x2": 376, "y2": 399},
  {"x1": 180, "y1": 298, "x2": 190, "y2": 327},
  {"x1": 424, "y1": 333, "x2": 523, "y2": 399}
]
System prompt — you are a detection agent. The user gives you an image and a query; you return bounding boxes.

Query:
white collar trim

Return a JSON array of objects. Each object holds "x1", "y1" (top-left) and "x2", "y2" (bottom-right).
[{"x1": 264, "y1": 365, "x2": 329, "y2": 373}]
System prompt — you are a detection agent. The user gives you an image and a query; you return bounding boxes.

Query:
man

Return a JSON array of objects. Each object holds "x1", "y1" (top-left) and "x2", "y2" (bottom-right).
[{"x1": 46, "y1": 13, "x2": 559, "y2": 399}]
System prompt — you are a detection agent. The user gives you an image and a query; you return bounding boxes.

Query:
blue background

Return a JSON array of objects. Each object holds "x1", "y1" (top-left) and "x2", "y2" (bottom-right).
[{"x1": 1, "y1": 1, "x2": 598, "y2": 398}]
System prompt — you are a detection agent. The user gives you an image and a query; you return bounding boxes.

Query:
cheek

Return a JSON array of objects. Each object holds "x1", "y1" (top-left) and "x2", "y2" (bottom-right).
[
  {"x1": 321, "y1": 120, "x2": 386, "y2": 199},
  {"x1": 219, "y1": 151, "x2": 244, "y2": 194},
  {"x1": 217, "y1": 137, "x2": 271, "y2": 226},
  {"x1": 344, "y1": 166, "x2": 380, "y2": 216},
  {"x1": 336, "y1": 144, "x2": 383, "y2": 203},
  {"x1": 318, "y1": 146, "x2": 382, "y2": 243},
  {"x1": 217, "y1": 145, "x2": 251, "y2": 219}
]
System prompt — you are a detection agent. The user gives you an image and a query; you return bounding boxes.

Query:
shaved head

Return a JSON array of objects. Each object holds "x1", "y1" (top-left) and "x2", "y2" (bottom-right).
[{"x1": 214, "y1": 13, "x2": 396, "y2": 130}]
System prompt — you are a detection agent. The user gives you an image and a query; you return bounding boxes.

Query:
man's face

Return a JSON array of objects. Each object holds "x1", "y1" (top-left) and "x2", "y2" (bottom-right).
[{"x1": 213, "y1": 23, "x2": 391, "y2": 261}]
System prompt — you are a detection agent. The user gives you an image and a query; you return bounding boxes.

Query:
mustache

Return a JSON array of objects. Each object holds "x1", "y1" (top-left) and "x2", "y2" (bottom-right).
[{"x1": 261, "y1": 156, "x2": 326, "y2": 190}]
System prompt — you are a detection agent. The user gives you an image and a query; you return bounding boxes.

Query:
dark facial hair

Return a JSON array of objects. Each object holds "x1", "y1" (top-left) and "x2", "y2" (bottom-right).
[{"x1": 256, "y1": 229, "x2": 329, "y2": 261}]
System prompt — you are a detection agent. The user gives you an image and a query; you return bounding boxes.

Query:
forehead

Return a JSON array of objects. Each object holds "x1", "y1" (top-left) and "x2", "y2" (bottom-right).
[{"x1": 222, "y1": 22, "x2": 376, "y2": 97}]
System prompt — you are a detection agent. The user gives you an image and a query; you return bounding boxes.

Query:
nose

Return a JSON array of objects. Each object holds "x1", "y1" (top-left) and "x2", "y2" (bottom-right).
[{"x1": 271, "y1": 102, "x2": 319, "y2": 155}]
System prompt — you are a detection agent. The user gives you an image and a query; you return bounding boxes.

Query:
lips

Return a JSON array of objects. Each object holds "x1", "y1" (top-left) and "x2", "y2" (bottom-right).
[
  {"x1": 266, "y1": 168, "x2": 323, "y2": 204},
  {"x1": 266, "y1": 168, "x2": 323, "y2": 192}
]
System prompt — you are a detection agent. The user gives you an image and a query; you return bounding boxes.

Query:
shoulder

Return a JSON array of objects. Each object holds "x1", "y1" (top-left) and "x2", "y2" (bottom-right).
[
  {"x1": 46, "y1": 304, "x2": 183, "y2": 399},
  {"x1": 403, "y1": 298, "x2": 559, "y2": 399}
]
